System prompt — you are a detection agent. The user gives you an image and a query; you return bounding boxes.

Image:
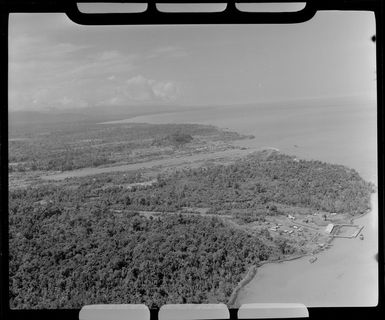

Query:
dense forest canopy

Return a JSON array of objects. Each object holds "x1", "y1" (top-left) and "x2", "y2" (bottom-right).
[
  {"x1": 9, "y1": 149, "x2": 373, "y2": 308},
  {"x1": 10, "y1": 212, "x2": 280, "y2": 308},
  {"x1": 9, "y1": 122, "x2": 249, "y2": 172}
]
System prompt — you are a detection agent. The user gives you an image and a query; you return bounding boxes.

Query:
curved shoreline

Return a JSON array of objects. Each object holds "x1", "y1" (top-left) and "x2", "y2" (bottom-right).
[
  {"x1": 228, "y1": 191, "x2": 376, "y2": 307},
  {"x1": 227, "y1": 253, "x2": 312, "y2": 306},
  {"x1": 227, "y1": 253, "x2": 314, "y2": 307}
]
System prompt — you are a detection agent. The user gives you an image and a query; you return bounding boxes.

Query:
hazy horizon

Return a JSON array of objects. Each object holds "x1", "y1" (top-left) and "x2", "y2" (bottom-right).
[
  {"x1": 9, "y1": 11, "x2": 376, "y2": 112},
  {"x1": 9, "y1": 94, "x2": 377, "y2": 116}
]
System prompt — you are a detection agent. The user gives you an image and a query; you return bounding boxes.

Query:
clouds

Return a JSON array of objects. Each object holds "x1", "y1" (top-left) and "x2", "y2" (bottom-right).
[
  {"x1": 123, "y1": 75, "x2": 179, "y2": 101},
  {"x1": 9, "y1": 32, "x2": 182, "y2": 111},
  {"x1": 103, "y1": 75, "x2": 179, "y2": 106},
  {"x1": 9, "y1": 12, "x2": 375, "y2": 111},
  {"x1": 152, "y1": 81, "x2": 179, "y2": 100},
  {"x1": 146, "y1": 45, "x2": 188, "y2": 60}
]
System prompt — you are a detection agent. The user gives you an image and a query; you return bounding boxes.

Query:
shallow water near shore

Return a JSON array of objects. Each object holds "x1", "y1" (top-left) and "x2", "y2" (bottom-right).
[{"x1": 235, "y1": 192, "x2": 378, "y2": 307}]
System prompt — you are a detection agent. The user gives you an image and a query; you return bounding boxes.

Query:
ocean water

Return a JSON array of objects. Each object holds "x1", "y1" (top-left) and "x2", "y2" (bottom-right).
[{"x1": 108, "y1": 97, "x2": 377, "y2": 183}]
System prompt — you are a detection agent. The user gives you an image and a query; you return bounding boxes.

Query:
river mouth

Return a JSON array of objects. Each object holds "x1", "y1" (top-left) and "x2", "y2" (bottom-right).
[{"x1": 235, "y1": 192, "x2": 378, "y2": 307}]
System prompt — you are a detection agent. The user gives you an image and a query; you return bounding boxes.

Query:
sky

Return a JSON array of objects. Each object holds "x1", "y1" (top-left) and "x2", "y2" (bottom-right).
[{"x1": 8, "y1": 11, "x2": 376, "y2": 111}]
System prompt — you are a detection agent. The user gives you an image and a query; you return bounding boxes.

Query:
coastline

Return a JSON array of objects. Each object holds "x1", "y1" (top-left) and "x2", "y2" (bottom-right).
[
  {"x1": 228, "y1": 191, "x2": 377, "y2": 307},
  {"x1": 227, "y1": 253, "x2": 311, "y2": 306}
]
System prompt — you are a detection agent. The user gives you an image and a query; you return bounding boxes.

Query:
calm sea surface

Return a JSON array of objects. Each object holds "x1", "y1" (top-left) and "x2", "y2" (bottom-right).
[
  {"x1": 108, "y1": 97, "x2": 377, "y2": 182},
  {"x1": 106, "y1": 97, "x2": 378, "y2": 307}
]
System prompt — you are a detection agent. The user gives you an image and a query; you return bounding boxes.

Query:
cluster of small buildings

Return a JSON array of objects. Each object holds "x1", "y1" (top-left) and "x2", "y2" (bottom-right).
[
  {"x1": 269, "y1": 223, "x2": 282, "y2": 232},
  {"x1": 269, "y1": 223, "x2": 303, "y2": 235}
]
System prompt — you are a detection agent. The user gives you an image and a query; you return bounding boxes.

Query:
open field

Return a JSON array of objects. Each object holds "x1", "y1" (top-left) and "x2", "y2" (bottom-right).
[
  {"x1": 40, "y1": 147, "x2": 257, "y2": 181},
  {"x1": 9, "y1": 121, "x2": 253, "y2": 174}
]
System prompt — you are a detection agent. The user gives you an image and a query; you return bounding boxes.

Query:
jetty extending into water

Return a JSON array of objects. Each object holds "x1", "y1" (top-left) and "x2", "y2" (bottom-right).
[{"x1": 328, "y1": 224, "x2": 364, "y2": 239}]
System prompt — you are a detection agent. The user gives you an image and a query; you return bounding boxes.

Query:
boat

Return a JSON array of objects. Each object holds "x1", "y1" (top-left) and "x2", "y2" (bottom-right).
[{"x1": 309, "y1": 256, "x2": 318, "y2": 263}]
